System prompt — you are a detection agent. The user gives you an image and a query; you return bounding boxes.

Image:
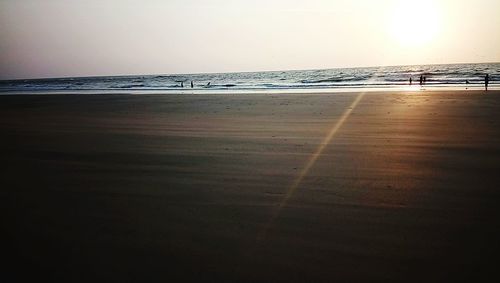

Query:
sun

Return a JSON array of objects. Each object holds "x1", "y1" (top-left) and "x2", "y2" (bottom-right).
[{"x1": 389, "y1": 0, "x2": 442, "y2": 47}]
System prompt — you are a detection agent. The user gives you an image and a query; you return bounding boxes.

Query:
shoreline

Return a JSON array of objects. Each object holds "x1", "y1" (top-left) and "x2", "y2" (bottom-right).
[{"x1": 0, "y1": 85, "x2": 498, "y2": 96}]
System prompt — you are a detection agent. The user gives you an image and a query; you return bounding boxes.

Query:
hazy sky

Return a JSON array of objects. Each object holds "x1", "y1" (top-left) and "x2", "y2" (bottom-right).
[{"x1": 1, "y1": 0, "x2": 499, "y2": 79}]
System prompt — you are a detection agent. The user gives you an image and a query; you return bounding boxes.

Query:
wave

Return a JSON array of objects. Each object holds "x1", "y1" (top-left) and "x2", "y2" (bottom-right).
[
  {"x1": 1, "y1": 62, "x2": 498, "y2": 93},
  {"x1": 300, "y1": 76, "x2": 369, "y2": 84},
  {"x1": 114, "y1": 83, "x2": 145, "y2": 88}
]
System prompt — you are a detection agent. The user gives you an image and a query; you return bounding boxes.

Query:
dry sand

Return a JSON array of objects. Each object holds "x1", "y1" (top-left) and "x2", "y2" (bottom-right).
[{"x1": 2, "y1": 90, "x2": 500, "y2": 282}]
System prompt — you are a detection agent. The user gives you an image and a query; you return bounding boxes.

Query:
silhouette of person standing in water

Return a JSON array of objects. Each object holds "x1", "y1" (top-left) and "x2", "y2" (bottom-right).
[
  {"x1": 419, "y1": 75, "x2": 423, "y2": 86},
  {"x1": 409, "y1": 77, "x2": 412, "y2": 85},
  {"x1": 191, "y1": 81, "x2": 194, "y2": 88},
  {"x1": 181, "y1": 81, "x2": 184, "y2": 88},
  {"x1": 485, "y1": 74, "x2": 489, "y2": 91}
]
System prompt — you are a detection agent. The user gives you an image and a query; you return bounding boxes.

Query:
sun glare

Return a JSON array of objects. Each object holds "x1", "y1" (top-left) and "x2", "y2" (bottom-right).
[{"x1": 389, "y1": 0, "x2": 441, "y2": 47}]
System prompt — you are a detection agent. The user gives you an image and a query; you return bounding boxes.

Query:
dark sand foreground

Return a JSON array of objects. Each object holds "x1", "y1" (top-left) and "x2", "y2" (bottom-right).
[{"x1": 2, "y1": 90, "x2": 500, "y2": 282}]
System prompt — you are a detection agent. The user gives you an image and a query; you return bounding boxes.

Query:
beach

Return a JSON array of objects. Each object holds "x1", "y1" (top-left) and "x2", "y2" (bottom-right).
[{"x1": 2, "y1": 90, "x2": 500, "y2": 282}]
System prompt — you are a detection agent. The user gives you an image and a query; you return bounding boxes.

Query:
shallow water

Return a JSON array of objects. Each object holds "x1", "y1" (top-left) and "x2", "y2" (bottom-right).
[{"x1": 1, "y1": 62, "x2": 498, "y2": 93}]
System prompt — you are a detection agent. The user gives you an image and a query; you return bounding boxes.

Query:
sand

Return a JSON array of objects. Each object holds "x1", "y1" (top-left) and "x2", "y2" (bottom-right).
[{"x1": 2, "y1": 90, "x2": 500, "y2": 282}]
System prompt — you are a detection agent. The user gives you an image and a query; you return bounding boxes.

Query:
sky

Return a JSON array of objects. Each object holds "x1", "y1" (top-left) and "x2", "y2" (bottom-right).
[{"x1": 1, "y1": 0, "x2": 499, "y2": 79}]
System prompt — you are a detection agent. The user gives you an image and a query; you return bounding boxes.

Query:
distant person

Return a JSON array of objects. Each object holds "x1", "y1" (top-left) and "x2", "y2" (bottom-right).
[
  {"x1": 191, "y1": 81, "x2": 194, "y2": 88},
  {"x1": 409, "y1": 77, "x2": 412, "y2": 85},
  {"x1": 485, "y1": 74, "x2": 489, "y2": 91},
  {"x1": 181, "y1": 81, "x2": 184, "y2": 88},
  {"x1": 419, "y1": 75, "x2": 423, "y2": 86}
]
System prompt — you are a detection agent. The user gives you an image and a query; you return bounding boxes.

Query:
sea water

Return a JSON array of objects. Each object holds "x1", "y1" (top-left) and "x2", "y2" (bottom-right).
[{"x1": 1, "y1": 63, "x2": 498, "y2": 94}]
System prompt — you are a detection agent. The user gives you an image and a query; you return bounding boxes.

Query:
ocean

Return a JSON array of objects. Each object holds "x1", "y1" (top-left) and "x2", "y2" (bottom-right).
[{"x1": 1, "y1": 63, "x2": 498, "y2": 94}]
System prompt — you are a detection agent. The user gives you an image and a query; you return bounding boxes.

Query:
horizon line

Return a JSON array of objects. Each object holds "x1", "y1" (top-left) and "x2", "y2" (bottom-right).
[{"x1": 2, "y1": 60, "x2": 499, "y2": 82}]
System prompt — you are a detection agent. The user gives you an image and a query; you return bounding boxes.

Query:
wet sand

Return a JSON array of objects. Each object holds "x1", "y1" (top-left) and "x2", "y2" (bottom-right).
[{"x1": 2, "y1": 90, "x2": 500, "y2": 282}]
